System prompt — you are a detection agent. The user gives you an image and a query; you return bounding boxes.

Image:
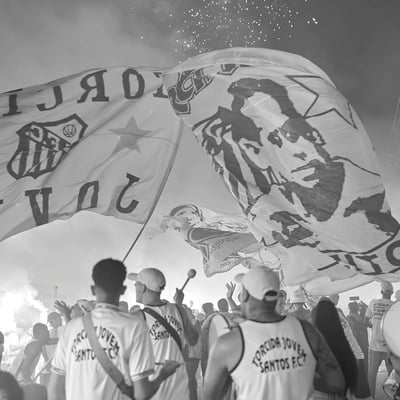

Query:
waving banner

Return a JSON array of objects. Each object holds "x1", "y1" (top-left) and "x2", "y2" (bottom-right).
[
  {"x1": 148, "y1": 204, "x2": 278, "y2": 276},
  {"x1": 0, "y1": 67, "x2": 182, "y2": 241},
  {"x1": 163, "y1": 47, "x2": 400, "y2": 292}
]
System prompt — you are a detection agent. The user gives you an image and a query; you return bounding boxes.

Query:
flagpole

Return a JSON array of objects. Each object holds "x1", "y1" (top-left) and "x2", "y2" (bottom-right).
[
  {"x1": 389, "y1": 94, "x2": 400, "y2": 154},
  {"x1": 121, "y1": 121, "x2": 184, "y2": 263},
  {"x1": 122, "y1": 215, "x2": 152, "y2": 263}
]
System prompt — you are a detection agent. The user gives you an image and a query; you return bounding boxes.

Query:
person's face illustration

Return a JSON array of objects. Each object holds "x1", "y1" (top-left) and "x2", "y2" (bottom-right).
[
  {"x1": 173, "y1": 207, "x2": 201, "y2": 226},
  {"x1": 238, "y1": 94, "x2": 327, "y2": 189}
]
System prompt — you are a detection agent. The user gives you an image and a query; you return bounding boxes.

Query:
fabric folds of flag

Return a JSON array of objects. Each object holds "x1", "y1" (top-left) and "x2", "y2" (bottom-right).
[
  {"x1": 163, "y1": 47, "x2": 400, "y2": 293},
  {"x1": 0, "y1": 67, "x2": 182, "y2": 241},
  {"x1": 149, "y1": 203, "x2": 278, "y2": 277}
]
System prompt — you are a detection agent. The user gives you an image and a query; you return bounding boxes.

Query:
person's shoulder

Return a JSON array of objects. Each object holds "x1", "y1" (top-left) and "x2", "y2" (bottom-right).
[
  {"x1": 201, "y1": 313, "x2": 216, "y2": 328},
  {"x1": 24, "y1": 340, "x2": 44, "y2": 356},
  {"x1": 117, "y1": 309, "x2": 147, "y2": 327},
  {"x1": 214, "y1": 325, "x2": 242, "y2": 352}
]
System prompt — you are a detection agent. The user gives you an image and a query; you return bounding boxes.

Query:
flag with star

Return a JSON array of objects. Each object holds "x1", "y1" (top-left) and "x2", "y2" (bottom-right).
[
  {"x1": 0, "y1": 66, "x2": 182, "y2": 241},
  {"x1": 163, "y1": 47, "x2": 400, "y2": 293}
]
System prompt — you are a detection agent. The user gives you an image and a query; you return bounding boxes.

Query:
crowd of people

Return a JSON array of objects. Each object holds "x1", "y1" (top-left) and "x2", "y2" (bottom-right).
[{"x1": 0, "y1": 258, "x2": 399, "y2": 400}]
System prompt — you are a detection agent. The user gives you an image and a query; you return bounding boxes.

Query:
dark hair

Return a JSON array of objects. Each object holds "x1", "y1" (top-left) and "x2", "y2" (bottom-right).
[
  {"x1": 312, "y1": 299, "x2": 358, "y2": 390},
  {"x1": 217, "y1": 298, "x2": 229, "y2": 312},
  {"x1": 348, "y1": 301, "x2": 359, "y2": 313},
  {"x1": 202, "y1": 302, "x2": 214, "y2": 315},
  {"x1": 169, "y1": 204, "x2": 204, "y2": 221},
  {"x1": 0, "y1": 371, "x2": 24, "y2": 400},
  {"x1": 32, "y1": 323, "x2": 48, "y2": 338},
  {"x1": 0, "y1": 331, "x2": 4, "y2": 344},
  {"x1": 92, "y1": 258, "x2": 126, "y2": 293},
  {"x1": 47, "y1": 312, "x2": 61, "y2": 322}
]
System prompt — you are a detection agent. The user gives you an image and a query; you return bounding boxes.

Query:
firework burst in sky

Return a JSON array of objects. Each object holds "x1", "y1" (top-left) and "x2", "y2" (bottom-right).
[{"x1": 131, "y1": 0, "x2": 318, "y2": 59}]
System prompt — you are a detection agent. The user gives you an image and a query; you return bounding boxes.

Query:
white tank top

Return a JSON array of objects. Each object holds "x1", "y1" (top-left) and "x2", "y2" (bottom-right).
[
  {"x1": 231, "y1": 316, "x2": 316, "y2": 400},
  {"x1": 143, "y1": 302, "x2": 189, "y2": 400}
]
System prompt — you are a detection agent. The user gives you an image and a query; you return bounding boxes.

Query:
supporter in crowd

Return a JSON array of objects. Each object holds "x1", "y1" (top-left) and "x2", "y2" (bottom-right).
[
  {"x1": 9, "y1": 323, "x2": 53, "y2": 383},
  {"x1": 183, "y1": 306, "x2": 202, "y2": 400},
  {"x1": 129, "y1": 267, "x2": 198, "y2": 400},
  {"x1": 0, "y1": 371, "x2": 24, "y2": 400},
  {"x1": 34, "y1": 312, "x2": 63, "y2": 387},
  {"x1": 364, "y1": 282, "x2": 394, "y2": 398},
  {"x1": 201, "y1": 295, "x2": 243, "y2": 378},
  {"x1": 201, "y1": 303, "x2": 215, "y2": 318},
  {"x1": 47, "y1": 313, "x2": 62, "y2": 340},
  {"x1": 327, "y1": 294, "x2": 371, "y2": 399},
  {"x1": 312, "y1": 298, "x2": 358, "y2": 399},
  {"x1": 203, "y1": 266, "x2": 345, "y2": 400},
  {"x1": 347, "y1": 301, "x2": 369, "y2": 370},
  {"x1": 48, "y1": 258, "x2": 179, "y2": 400}
]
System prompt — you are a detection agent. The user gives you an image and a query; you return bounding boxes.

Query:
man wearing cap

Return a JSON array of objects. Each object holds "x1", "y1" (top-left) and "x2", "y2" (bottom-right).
[
  {"x1": 204, "y1": 266, "x2": 345, "y2": 400},
  {"x1": 129, "y1": 267, "x2": 199, "y2": 400},
  {"x1": 364, "y1": 281, "x2": 394, "y2": 398},
  {"x1": 48, "y1": 259, "x2": 180, "y2": 400}
]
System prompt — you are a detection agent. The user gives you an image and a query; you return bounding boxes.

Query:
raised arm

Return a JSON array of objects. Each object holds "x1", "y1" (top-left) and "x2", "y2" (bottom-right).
[
  {"x1": 225, "y1": 282, "x2": 240, "y2": 312},
  {"x1": 174, "y1": 289, "x2": 199, "y2": 346},
  {"x1": 20, "y1": 341, "x2": 42, "y2": 382}
]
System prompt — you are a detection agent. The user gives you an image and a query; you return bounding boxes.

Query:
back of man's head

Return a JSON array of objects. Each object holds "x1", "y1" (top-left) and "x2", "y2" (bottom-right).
[
  {"x1": 92, "y1": 258, "x2": 126, "y2": 294},
  {"x1": 47, "y1": 312, "x2": 62, "y2": 328},
  {"x1": 202, "y1": 302, "x2": 214, "y2": 315},
  {"x1": 348, "y1": 301, "x2": 359, "y2": 314},
  {"x1": 217, "y1": 298, "x2": 229, "y2": 312},
  {"x1": 381, "y1": 282, "x2": 393, "y2": 298},
  {"x1": 32, "y1": 323, "x2": 48, "y2": 340}
]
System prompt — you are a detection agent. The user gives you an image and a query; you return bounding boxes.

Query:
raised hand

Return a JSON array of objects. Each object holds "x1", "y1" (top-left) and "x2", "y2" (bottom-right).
[{"x1": 225, "y1": 282, "x2": 236, "y2": 299}]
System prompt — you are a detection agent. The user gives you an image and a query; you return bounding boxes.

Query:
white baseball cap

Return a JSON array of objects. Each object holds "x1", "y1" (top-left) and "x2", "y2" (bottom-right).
[
  {"x1": 128, "y1": 268, "x2": 166, "y2": 292},
  {"x1": 235, "y1": 265, "x2": 280, "y2": 301}
]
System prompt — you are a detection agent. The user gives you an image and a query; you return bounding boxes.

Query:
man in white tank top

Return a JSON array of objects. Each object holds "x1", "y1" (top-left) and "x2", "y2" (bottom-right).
[
  {"x1": 129, "y1": 267, "x2": 199, "y2": 400},
  {"x1": 203, "y1": 265, "x2": 346, "y2": 400}
]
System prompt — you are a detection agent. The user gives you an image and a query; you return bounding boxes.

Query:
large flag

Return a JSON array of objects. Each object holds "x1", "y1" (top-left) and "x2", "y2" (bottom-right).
[
  {"x1": 148, "y1": 204, "x2": 279, "y2": 276},
  {"x1": 0, "y1": 67, "x2": 182, "y2": 241},
  {"x1": 163, "y1": 47, "x2": 400, "y2": 293}
]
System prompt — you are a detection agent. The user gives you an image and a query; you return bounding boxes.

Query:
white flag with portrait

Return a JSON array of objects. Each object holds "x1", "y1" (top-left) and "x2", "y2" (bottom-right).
[
  {"x1": 163, "y1": 47, "x2": 400, "y2": 292},
  {"x1": 0, "y1": 66, "x2": 182, "y2": 241},
  {"x1": 146, "y1": 203, "x2": 278, "y2": 276}
]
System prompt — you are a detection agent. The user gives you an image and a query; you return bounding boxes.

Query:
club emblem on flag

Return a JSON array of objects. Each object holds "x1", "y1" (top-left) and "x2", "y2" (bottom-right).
[{"x1": 7, "y1": 114, "x2": 87, "y2": 180}]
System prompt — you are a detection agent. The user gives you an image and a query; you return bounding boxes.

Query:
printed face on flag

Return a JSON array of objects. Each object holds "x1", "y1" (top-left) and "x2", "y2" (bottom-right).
[
  {"x1": 169, "y1": 204, "x2": 204, "y2": 227},
  {"x1": 164, "y1": 48, "x2": 400, "y2": 289}
]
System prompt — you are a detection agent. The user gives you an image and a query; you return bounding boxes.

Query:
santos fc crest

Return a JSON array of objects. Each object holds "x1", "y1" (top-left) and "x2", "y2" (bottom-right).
[{"x1": 7, "y1": 114, "x2": 87, "y2": 179}]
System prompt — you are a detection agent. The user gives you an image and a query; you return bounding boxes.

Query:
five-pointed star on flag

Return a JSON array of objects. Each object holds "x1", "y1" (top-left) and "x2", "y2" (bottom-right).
[
  {"x1": 110, "y1": 117, "x2": 151, "y2": 156},
  {"x1": 289, "y1": 75, "x2": 357, "y2": 129}
]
